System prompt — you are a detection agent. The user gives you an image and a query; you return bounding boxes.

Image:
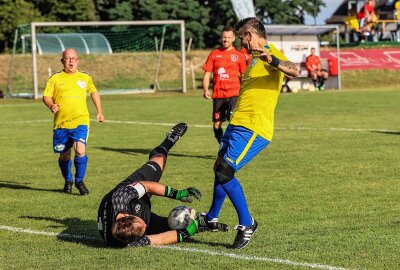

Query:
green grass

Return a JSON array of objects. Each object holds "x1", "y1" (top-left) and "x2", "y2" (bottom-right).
[{"x1": 1, "y1": 89, "x2": 400, "y2": 270}]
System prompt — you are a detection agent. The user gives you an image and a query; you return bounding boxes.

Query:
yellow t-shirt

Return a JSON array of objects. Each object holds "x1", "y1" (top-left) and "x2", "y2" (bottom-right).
[
  {"x1": 230, "y1": 43, "x2": 287, "y2": 141},
  {"x1": 345, "y1": 15, "x2": 360, "y2": 30},
  {"x1": 396, "y1": 1, "x2": 400, "y2": 20},
  {"x1": 43, "y1": 70, "x2": 97, "y2": 130}
]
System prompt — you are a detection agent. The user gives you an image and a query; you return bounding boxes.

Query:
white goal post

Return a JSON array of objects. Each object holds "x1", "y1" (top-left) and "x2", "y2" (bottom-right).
[{"x1": 28, "y1": 20, "x2": 187, "y2": 99}]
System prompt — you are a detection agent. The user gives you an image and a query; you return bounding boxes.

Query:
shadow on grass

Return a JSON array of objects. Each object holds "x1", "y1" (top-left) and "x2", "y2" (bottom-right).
[
  {"x1": 19, "y1": 215, "x2": 227, "y2": 249},
  {"x1": 0, "y1": 180, "x2": 69, "y2": 194},
  {"x1": 19, "y1": 215, "x2": 105, "y2": 248},
  {"x1": 96, "y1": 147, "x2": 215, "y2": 160},
  {"x1": 372, "y1": 130, "x2": 400, "y2": 135}
]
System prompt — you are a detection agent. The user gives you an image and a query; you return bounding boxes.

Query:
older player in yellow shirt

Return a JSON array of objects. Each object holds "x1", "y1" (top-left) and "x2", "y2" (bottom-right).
[
  {"x1": 201, "y1": 17, "x2": 299, "y2": 249},
  {"x1": 43, "y1": 48, "x2": 104, "y2": 195}
]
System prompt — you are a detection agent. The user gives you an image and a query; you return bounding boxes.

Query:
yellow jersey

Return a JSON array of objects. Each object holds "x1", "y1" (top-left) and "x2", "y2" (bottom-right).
[
  {"x1": 396, "y1": 1, "x2": 400, "y2": 20},
  {"x1": 43, "y1": 70, "x2": 97, "y2": 130},
  {"x1": 230, "y1": 43, "x2": 287, "y2": 141},
  {"x1": 345, "y1": 15, "x2": 360, "y2": 30}
]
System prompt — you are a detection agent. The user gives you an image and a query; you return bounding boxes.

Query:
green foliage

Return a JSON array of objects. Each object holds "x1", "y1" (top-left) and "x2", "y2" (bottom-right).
[
  {"x1": 31, "y1": 0, "x2": 97, "y2": 21},
  {"x1": 255, "y1": 0, "x2": 325, "y2": 24},
  {"x1": 0, "y1": 0, "x2": 327, "y2": 52},
  {"x1": 0, "y1": 0, "x2": 43, "y2": 51}
]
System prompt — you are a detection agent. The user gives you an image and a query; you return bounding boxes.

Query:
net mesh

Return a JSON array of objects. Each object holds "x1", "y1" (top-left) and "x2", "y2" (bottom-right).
[{"x1": 8, "y1": 23, "x2": 184, "y2": 96}]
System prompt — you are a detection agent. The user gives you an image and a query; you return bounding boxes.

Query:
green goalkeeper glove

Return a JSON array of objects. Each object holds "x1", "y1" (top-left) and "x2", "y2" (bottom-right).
[
  {"x1": 165, "y1": 186, "x2": 201, "y2": 203},
  {"x1": 177, "y1": 217, "x2": 199, "y2": 242}
]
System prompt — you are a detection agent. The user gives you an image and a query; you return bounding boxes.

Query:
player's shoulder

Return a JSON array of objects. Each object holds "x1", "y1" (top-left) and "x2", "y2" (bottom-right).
[
  {"x1": 48, "y1": 70, "x2": 63, "y2": 80},
  {"x1": 78, "y1": 70, "x2": 93, "y2": 78}
]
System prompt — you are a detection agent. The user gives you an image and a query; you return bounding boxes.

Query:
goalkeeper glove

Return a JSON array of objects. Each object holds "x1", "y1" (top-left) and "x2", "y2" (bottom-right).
[
  {"x1": 177, "y1": 217, "x2": 199, "y2": 242},
  {"x1": 165, "y1": 186, "x2": 201, "y2": 203}
]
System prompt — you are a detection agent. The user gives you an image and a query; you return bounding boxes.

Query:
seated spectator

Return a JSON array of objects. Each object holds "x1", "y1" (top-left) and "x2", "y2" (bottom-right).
[
  {"x1": 305, "y1": 48, "x2": 328, "y2": 91},
  {"x1": 345, "y1": 9, "x2": 361, "y2": 42},
  {"x1": 395, "y1": 0, "x2": 400, "y2": 41},
  {"x1": 357, "y1": 0, "x2": 376, "y2": 30}
]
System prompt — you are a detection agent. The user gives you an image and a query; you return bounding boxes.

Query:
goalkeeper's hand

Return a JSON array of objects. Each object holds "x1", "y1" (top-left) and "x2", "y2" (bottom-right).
[
  {"x1": 165, "y1": 186, "x2": 201, "y2": 203},
  {"x1": 177, "y1": 214, "x2": 200, "y2": 242}
]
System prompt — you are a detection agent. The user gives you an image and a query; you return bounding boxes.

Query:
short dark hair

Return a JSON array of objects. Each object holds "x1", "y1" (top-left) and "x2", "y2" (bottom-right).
[
  {"x1": 234, "y1": 17, "x2": 267, "y2": 39},
  {"x1": 222, "y1": 26, "x2": 234, "y2": 33},
  {"x1": 111, "y1": 216, "x2": 144, "y2": 242}
]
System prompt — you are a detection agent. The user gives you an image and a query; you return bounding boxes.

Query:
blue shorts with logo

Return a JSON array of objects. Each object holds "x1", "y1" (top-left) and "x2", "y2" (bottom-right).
[
  {"x1": 218, "y1": 124, "x2": 270, "y2": 172},
  {"x1": 53, "y1": 125, "x2": 89, "y2": 153}
]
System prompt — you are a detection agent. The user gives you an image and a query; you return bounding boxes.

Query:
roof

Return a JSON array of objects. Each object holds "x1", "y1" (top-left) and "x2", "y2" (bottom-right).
[{"x1": 264, "y1": 25, "x2": 339, "y2": 36}]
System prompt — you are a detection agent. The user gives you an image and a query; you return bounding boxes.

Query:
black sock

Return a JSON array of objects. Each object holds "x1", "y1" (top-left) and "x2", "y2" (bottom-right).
[
  {"x1": 213, "y1": 127, "x2": 223, "y2": 144},
  {"x1": 313, "y1": 79, "x2": 318, "y2": 87}
]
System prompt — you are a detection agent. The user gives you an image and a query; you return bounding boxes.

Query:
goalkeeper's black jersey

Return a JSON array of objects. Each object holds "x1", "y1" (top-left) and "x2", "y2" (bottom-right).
[
  {"x1": 98, "y1": 161, "x2": 165, "y2": 247},
  {"x1": 97, "y1": 188, "x2": 152, "y2": 247}
]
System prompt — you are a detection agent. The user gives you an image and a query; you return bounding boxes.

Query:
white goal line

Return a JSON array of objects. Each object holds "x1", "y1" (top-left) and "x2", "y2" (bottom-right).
[{"x1": 0, "y1": 225, "x2": 352, "y2": 270}]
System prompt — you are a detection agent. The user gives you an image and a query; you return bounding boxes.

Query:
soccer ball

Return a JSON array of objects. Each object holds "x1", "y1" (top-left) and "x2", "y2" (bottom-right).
[{"x1": 167, "y1": 206, "x2": 197, "y2": 230}]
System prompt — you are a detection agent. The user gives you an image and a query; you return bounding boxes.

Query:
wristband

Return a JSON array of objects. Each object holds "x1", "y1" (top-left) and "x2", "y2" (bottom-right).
[
  {"x1": 269, "y1": 55, "x2": 280, "y2": 67},
  {"x1": 165, "y1": 186, "x2": 178, "y2": 199}
]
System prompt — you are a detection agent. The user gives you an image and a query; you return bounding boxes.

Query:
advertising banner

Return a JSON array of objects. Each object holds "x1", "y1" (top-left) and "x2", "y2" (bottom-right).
[{"x1": 321, "y1": 48, "x2": 400, "y2": 70}]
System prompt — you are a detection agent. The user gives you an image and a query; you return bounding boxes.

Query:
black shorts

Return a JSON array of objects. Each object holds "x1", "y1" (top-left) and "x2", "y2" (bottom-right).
[{"x1": 212, "y1": 97, "x2": 238, "y2": 122}]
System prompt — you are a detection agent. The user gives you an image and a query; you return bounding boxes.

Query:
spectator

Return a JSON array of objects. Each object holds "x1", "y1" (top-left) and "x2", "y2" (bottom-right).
[
  {"x1": 202, "y1": 27, "x2": 247, "y2": 144},
  {"x1": 305, "y1": 47, "x2": 329, "y2": 91},
  {"x1": 357, "y1": 0, "x2": 376, "y2": 30},
  {"x1": 345, "y1": 9, "x2": 361, "y2": 42},
  {"x1": 395, "y1": 0, "x2": 400, "y2": 41}
]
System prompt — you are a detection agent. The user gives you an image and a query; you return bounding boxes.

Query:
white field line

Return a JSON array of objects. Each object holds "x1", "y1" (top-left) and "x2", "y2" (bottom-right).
[
  {"x1": 0, "y1": 118, "x2": 398, "y2": 134},
  {"x1": 0, "y1": 225, "x2": 352, "y2": 270}
]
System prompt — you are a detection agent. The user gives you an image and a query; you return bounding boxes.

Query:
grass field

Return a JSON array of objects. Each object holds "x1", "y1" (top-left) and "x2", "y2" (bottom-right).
[{"x1": 1, "y1": 88, "x2": 399, "y2": 270}]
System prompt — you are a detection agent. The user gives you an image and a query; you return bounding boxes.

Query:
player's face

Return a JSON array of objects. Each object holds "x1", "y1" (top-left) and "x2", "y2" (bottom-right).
[
  {"x1": 61, "y1": 49, "x2": 79, "y2": 74},
  {"x1": 311, "y1": 48, "x2": 316, "y2": 55},
  {"x1": 238, "y1": 30, "x2": 252, "y2": 54},
  {"x1": 221, "y1": 31, "x2": 235, "y2": 49},
  {"x1": 131, "y1": 216, "x2": 147, "y2": 236}
]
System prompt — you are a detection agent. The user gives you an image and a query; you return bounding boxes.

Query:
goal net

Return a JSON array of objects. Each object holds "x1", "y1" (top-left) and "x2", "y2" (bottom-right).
[{"x1": 8, "y1": 21, "x2": 187, "y2": 99}]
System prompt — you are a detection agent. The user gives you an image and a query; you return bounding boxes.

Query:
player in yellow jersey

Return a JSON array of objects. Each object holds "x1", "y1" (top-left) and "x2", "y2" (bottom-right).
[
  {"x1": 201, "y1": 18, "x2": 299, "y2": 249},
  {"x1": 43, "y1": 48, "x2": 104, "y2": 195}
]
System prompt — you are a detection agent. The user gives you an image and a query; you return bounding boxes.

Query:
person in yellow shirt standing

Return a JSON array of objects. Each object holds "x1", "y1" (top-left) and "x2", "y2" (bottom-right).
[
  {"x1": 201, "y1": 17, "x2": 299, "y2": 249},
  {"x1": 43, "y1": 48, "x2": 104, "y2": 195},
  {"x1": 395, "y1": 0, "x2": 400, "y2": 41}
]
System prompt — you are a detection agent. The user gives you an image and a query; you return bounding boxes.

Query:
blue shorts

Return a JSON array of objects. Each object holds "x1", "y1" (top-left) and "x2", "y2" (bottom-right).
[
  {"x1": 53, "y1": 125, "x2": 89, "y2": 153},
  {"x1": 218, "y1": 124, "x2": 270, "y2": 172}
]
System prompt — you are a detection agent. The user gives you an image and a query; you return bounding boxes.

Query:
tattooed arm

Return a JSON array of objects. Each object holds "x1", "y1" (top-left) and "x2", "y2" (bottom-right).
[
  {"x1": 253, "y1": 48, "x2": 300, "y2": 77},
  {"x1": 276, "y1": 59, "x2": 300, "y2": 77}
]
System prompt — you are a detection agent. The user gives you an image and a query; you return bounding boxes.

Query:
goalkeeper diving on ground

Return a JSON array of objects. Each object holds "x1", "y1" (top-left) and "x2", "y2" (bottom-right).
[{"x1": 97, "y1": 123, "x2": 228, "y2": 247}]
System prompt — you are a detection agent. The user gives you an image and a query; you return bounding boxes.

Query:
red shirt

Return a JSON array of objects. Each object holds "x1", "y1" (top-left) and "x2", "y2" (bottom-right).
[
  {"x1": 203, "y1": 47, "x2": 247, "y2": 98},
  {"x1": 305, "y1": 55, "x2": 321, "y2": 72},
  {"x1": 239, "y1": 47, "x2": 252, "y2": 65},
  {"x1": 357, "y1": 4, "x2": 374, "y2": 19}
]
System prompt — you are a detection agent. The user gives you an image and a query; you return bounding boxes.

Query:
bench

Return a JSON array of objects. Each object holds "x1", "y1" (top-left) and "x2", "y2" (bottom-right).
[{"x1": 282, "y1": 59, "x2": 338, "y2": 92}]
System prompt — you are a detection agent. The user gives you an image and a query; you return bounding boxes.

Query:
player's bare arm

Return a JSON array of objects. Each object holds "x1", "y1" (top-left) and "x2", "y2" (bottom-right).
[
  {"x1": 43, "y1": 96, "x2": 59, "y2": 113},
  {"x1": 202, "y1": 71, "x2": 212, "y2": 99},
  {"x1": 90, "y1": 92, "x2": 104, "y2": 122}
]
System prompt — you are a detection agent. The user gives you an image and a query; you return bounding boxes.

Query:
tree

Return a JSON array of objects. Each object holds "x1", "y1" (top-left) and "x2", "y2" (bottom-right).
[
  {"x1": 255, "y1": 0, "x2": 325, "y2": 24},
  {"x1": 31, "y1": 0, "x2": 98, "y2": 21},
  {"x1": 0, "y1": 0, "x2": 43, "y2": 52}
]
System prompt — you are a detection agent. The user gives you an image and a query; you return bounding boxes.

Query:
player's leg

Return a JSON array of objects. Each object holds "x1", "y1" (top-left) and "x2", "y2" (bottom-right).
[
  {"x1": 212, "y1": 99, "x2": 225, "y2": 144},
  {"x1": 226, "y1": 97, "x2": 238, "y2": 122},
  {"x1": 319, "y1": 70, "x2": 329, "y2": 91},
  {"x1": 71, "y1": 125, "x2": 89, "y2": 195},
  {"x1": 53, "y1": 128, "x2": 74, "y2": 193},
  {"x1": 310, "y1": 70, "x2": 319, "y2": 89},
  {"x1": 215, "y1": 125, "x2": 270, "y2": 248}
]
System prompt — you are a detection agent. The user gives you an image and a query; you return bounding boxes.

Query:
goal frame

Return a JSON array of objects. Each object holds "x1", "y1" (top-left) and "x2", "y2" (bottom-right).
[{"x1": 30, "y1": 20, "x2": 187, "y2": 99}]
